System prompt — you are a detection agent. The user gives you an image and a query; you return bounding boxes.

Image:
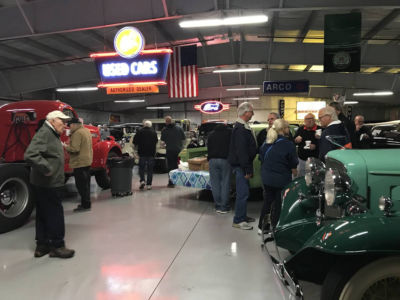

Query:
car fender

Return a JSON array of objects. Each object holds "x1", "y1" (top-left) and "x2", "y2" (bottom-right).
[
  {"x1": 300, "y1": 214, "x2": 400, "y2": 254},
  {"x1": 92, "y1": 140, "x2": 122, "y2": 169}
]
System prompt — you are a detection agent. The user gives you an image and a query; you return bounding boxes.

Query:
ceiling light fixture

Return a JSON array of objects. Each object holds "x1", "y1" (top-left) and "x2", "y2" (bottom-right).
[
  {"x1": 56, "y1": 87, "x2": 98, "y2": 92},
  {"x1": 344, "y1": 101, "x2": 359, "y2": 105},
  {"x1": 232, "y1": 97, "x2": 260, "y2": 101},
  {"x1": 213, "y1": 68, "x2": 262, "y2": 73},
  {"x1": 114, "y1": 100, "x2": 145, "y2": 103},
  {"x1": 353, "y1": 91, "x2": 393, "y2": 96},
  {"x1": 179, "y1": 15, "x2": 268, "y2": 28},
  {"x1": 226, "y1": 87, "x2": 261, "y2": 91},
  {"x1": 146, "y1": 106, "x2": 171, "y2": 110}
]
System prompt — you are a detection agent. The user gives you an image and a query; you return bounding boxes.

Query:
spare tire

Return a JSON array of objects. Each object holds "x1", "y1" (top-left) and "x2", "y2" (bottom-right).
[{"x1": 0, "y1": 164, "x2": 34, "y2": 233}]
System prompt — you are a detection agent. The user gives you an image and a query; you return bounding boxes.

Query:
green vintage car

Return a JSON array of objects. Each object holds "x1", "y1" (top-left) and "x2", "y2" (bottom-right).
[{"x1": 264, "y1": 148, "x2": 400, "y2": 300}]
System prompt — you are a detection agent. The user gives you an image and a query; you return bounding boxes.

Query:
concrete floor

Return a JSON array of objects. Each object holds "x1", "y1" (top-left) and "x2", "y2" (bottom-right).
[{"x1": 0, "y1": 170, "x2": 320, "y2": 300}]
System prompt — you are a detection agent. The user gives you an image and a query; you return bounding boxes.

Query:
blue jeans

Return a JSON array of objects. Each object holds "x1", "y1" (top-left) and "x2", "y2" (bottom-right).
[
  {"x1": 209, "y1": 158, "x2": 231, "y2": 211},
  {"x1": 139, "y1": 157, "x2": 155, "y2": 185},
  {"x1": 233, "y1": 167, "x2": 250, "y2": 223}
]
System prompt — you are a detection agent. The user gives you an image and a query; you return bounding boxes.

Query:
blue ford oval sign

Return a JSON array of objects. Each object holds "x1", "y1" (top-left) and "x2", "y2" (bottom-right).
[{"x1": 194, "y1": 101, "x2": 230, "y2": 114}]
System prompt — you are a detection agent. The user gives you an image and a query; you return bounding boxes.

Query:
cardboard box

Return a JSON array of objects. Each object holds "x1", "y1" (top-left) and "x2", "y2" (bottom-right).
[{"x1": 188, "y1": 156, "x2": 207, "y2": 171}]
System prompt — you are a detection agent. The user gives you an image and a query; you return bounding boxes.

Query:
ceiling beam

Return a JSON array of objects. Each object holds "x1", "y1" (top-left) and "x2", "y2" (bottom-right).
[
  {"x1": 85, "y1": 30, "x2": 113, "y2": 51},
  {"x1": 52, "y1": 34, "x2": 94, "y2": 54},
  {"x1": 161, "y1": 0, "x2": 169, "y2": 17},
  {"x1": 23, "y1": 38, "x2": 71, "y2": 58},
  {"x1": 197, "y1": 33, "x2": 208, "y2": 67},
  {"x1": 0, "y1": 43, "x2": 46, "y2": 62},
  {"x1": 363, "y1": 9, "x2": 400, "y2": 41},
  {"x1": 152, "y1": 22, "x2": 175, "y2": 45},
  {"x1": 297, "y1": 10, "x2": 317, "y2": 42}
]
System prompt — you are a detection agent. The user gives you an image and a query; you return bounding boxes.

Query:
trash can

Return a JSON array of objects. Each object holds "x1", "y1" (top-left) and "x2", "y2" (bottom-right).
[{"x1": 108, "y1": 156, "x2": 135, "y2": 197}]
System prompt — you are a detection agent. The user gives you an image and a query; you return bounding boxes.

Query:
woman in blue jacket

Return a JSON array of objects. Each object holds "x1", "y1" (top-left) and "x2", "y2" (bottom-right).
[{"x1": 258, "y1": 119, "x2": 298, "y2": 233}]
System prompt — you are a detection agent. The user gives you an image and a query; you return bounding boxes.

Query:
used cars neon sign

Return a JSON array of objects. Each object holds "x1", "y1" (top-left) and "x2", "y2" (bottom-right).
[
  {"x1": 91, "y1": 27, "x2": 171, "y2": 88},
  {"x1": 194, "y1": 101, "x2": 230, "y2": 114}
]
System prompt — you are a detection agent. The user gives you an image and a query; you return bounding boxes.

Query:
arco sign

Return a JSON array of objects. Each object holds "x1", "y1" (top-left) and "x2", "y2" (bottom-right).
[{"x1": 194, "y1": 101, "x2": 230, "y2": 114}]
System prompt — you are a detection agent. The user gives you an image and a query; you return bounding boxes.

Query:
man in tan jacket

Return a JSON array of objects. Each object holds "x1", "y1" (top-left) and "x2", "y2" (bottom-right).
[{"x1": 65, "y1": 118, "x2": 93, "y2": 212}]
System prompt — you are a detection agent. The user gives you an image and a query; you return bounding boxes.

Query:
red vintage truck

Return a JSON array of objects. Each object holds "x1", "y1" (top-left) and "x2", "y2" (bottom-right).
[{"x1": 0, "y1": 100, "x2": 122, "y2": 233}]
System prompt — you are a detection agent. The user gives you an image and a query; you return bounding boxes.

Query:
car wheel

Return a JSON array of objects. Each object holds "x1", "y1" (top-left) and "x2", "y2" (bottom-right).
[
  {"x1": 0, "y1": 165, "x2": 34, "y2": 233},
  {"x1": 321, "y1": 257, "x2": 400, "y2": 300}
]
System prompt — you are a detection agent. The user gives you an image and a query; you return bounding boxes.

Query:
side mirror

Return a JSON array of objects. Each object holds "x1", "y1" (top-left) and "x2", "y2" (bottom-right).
[{"x1": 378, "y1": 196, "x2": 393, "y2": 216}]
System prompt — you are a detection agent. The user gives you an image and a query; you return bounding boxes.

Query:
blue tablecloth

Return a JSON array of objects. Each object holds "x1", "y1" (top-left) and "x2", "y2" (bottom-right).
[{"x1": 169, "y1": 169, "x2": 211, "y2": 190}]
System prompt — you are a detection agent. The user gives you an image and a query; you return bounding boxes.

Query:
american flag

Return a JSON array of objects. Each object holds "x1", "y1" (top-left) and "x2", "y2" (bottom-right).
[{"x1": 168, "y1": 45, "x2": 198, "y2": 98}]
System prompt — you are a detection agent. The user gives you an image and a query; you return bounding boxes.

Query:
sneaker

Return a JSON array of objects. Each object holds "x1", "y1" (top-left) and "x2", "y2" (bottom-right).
[
  {"x1": 49, "y1": 247, "x2": 75, "y2": 259},
  {"x1": 34, "y1": 245, "x2": 50, "y2": 258},
  {"x1": 139, "y1": 181, "x2": 145, "y2": 190},
  {"x1": 246, "y1": 216, "x2": 256, "y2": 223},
  {"x1": 146, "y1": 185, "x2": 152, "y2": 190},
  {"x1": 216, "y1": 209, "x2": 229, "y2": 214},
  {"x1": 232, "y1": 222, "x2": 253, "y2": 230},
  {"x1": 73, "y1": 205, "x2": 91, "y2": 212},
  {"x1": 257, "y1": 228, "x2": 262, "y2": 235}
]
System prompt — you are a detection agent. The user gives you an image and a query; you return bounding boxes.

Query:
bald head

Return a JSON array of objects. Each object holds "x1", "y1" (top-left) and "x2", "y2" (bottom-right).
[{"x1": 304, "y1": 113, "x2": 316, "y2": 128}]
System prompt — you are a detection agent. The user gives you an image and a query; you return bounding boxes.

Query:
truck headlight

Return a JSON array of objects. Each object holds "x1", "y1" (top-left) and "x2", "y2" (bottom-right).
[
  {"x1": 324, "y1": 168, "x2": 351, "y2": 206},
  {"x1": 305, "y1": 157, "x2": 325, "y2": 187}
]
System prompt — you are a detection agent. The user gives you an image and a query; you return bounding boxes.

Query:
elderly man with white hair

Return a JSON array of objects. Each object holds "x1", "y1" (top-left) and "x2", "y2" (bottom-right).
[
  {"x1": 133, "y1": 120, "x2": 158, "y2": 190},
  {"x1": 317, "y1": 106, "x2": 352, "y2": 162},
  {"x1": 24, "y1": 110, "x2": 75, "y2": 259},
  {"x1": 228, "y1": 102, "x2": 257, "y2": 230}
]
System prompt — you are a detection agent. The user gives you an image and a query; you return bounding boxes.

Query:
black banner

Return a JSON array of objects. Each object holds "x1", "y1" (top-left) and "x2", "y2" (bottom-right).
[
  {"x1": 279, "y1": 99, "x2": 285, "y2": 118},
  {"x1": 324, "y1": 13, "x2": 361, "y2": 72}
]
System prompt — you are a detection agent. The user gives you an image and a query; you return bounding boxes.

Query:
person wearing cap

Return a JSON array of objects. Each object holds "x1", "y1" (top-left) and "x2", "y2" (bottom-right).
[
  {"x1": 133, "y1": 120, "x2": 158, "y2": 190},
  {"x1": 24, "y1": 110, "x2": 75, "y2": 259},
  {"x1": 65, "y1": 118, "x2": 93, "y2": 212}
]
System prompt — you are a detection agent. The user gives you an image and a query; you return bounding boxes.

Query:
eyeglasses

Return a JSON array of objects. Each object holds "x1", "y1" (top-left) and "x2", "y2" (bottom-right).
[
  {"x1": 268, "y1": 118, "x2": 276, "y2": 121},
  {"x1": 318, "y1": 114, "x2": 329, "y2": 120},
  {"x1": 305, "y1": 117, "x2": 314, "y2": 120}
]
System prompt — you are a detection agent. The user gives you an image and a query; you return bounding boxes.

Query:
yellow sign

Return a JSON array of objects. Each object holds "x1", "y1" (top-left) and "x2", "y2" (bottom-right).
[
  {"x1": 106, "y1": 85, "x2": 159, "y2": 95},
  {"x1": 114, "y1": 26, "x2": 145, "y2": 58}
]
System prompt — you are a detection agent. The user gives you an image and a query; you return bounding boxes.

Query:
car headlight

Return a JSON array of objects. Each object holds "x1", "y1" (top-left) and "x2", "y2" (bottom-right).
[
  {"x1": 324, "y1": 168, "x2": 351, "y2": 206},
  {"x1": 305, "y1": 157, "x2": 325, "y2": 187}
]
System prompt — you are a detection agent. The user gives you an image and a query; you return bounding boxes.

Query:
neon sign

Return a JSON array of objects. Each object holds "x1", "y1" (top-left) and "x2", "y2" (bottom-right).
[
  {"x1": 91, "y1": 49, "x2": 172, "y2": 87},
  {"x1": 194, "y1": 101, "x2": 230, "y2": 114},
  {"x1": 114, "y1": 27, "x2": 145, "y2": 59}
]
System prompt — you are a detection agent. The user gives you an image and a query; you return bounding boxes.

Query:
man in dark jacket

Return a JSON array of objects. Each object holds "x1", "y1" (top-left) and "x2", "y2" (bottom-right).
[
  {"x1": 133, "y1": 120, "x2": 158, "y2": 190},
  {"x1": 207, "y1": 123, "x2": 232, "y2": 213},
  {"x1": 65, "y1": 118, "x2": 93, "y2": 212},
  {"x1": 294, "y1": 113, "x2": 321, "y2": 176},
  {"x1": 353, "y1": 115, "x2": 372, "y2": 149},
  {"x1": 318, "y1": 107, "x2": 352, "y2": 162},
  {"x1": 161, "y1": 116, "x2": 186, "y2": 187},
  {"x1": 228, "y1": 102, "x2": 257, "y2": 230},
  {"x1": 24, "y1": 110, "x2": 75, "y2": 259},
  {"x1": 329, "y1": 102, "x2": 355, "y2": 144}
]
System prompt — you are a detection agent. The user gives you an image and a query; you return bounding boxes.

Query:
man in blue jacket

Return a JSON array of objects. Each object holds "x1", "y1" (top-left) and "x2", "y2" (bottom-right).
[{"x1": 228, "y1": 102, "x2": 257, "y2": 230}]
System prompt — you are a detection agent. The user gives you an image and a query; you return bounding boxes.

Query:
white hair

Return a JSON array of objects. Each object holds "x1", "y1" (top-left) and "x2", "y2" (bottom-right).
[
  {"x1": 319, "y1": 106, "x2": 338, "y2": 121},
  {"x1": 267, "y1": 119, "x2": 289, "y2": 144},
  {"x1": 143, "y1": 120, "x2": 152, "y2": 127},
  {"x1": 237, "y1": 102, "x2": 253, "y2": 117}
]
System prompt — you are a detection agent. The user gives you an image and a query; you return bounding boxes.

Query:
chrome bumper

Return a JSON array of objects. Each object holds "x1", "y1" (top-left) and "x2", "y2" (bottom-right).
[{"x1": 262, "y1": 233, "x2": 304, "y2": 300}]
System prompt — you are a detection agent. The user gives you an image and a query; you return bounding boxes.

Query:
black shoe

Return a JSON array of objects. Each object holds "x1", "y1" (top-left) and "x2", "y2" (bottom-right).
[
  {"x1": 246, "y1": 216, "x2": 256, "y2": 223},
  {"x1": 49, "y1": 247, "x2": 75, "y2": 259},
  {"x1": 73, "y1": 205, "x2": 91, "y2": 212},
  {"x1": 34, "y1": 245, "x2": 50, "y2": 258}
]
